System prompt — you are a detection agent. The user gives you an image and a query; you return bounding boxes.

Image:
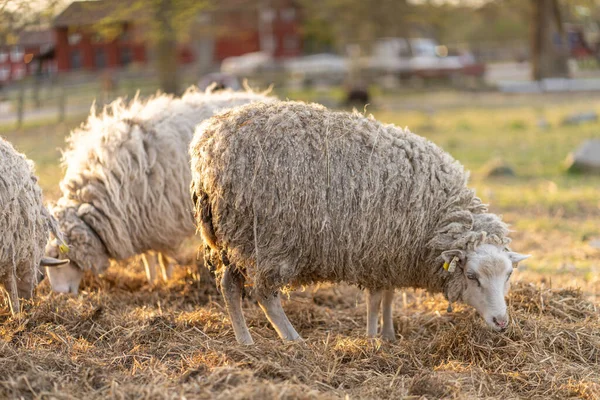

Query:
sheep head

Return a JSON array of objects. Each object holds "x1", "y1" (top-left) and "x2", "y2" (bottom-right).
[
  {"x1": 443, "y1": 244, "x2": 530, "y2": 332},
  {"x1": 44, "y1": 204, "x2": 110, "y2": 294}
]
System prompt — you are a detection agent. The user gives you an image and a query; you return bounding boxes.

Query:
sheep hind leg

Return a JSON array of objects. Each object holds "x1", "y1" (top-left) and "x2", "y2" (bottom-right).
[
  {"x1": 366, "y1": 289, "x2": 382, "y2": 337},
  {"x1": 257, "y1": 292, "x2": 302, "y2": 342},
  {"x1": 381, "y1": 289, "x2": 396, "y2": 341},
  {"x1": 221, "y1": 266, "x2": 254, "y2": 345}
]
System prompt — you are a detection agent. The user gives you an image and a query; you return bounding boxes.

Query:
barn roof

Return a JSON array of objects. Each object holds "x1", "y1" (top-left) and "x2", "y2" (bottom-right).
[{"x1": 54, "y1": 0, "x2": 142, "y2": 27}]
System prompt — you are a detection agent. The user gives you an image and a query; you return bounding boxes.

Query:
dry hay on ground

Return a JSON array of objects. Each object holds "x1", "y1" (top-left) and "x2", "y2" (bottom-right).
[{"x1": 0, "y1": 261, "x2": 598, "y2": 400}]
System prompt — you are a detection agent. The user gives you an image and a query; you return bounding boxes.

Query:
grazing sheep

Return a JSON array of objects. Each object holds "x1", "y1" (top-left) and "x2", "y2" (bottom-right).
[
  {"x1": 45, "y1": 87, "x2": 274, "y2": 294},
  {"x1": 190, "y1": 101, "x2": 529, "y2": 345},
  {"x1": 0, "y1": 138, "x2": 68, "y2": 314}
]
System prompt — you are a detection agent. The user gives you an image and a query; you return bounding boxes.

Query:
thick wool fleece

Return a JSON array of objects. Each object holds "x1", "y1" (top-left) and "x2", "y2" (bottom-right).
[
  {"x1": 190, "y1": 101, "x2": 511, "y2": 299},
  {"x1": 51, "y1": 87, "x2": 274, "y2": 273},
  {"x1": 0, "y1": 138, "x2": 62, "y2": 299}
]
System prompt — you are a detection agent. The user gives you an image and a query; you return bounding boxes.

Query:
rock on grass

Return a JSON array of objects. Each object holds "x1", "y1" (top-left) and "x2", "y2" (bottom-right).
[
  {"x1": 481, "y1": 158, "x2": 516, "y2": 178},
  {"x1": 566, "y1": 139, "x2": 600, "y2": 174}
]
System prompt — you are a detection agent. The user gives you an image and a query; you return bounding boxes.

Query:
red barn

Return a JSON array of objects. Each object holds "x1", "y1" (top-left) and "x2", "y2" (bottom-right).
[
  {"x1": 51, "y1": 0, "x2": 303, "y2": 74},
  {"x1": 212, "y1": 0, "x2": 302, "y2": 62},
  {"x1": 53, "y1": 1, "x2": 148, "y2": 72}
]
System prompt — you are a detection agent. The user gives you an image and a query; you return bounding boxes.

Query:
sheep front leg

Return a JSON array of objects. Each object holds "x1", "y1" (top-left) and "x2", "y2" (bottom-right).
[
  {"x1": 221, "y1": 266, "x2": 254, "y2": 345},
  {"x1": 381, "y1": 289, "x2": 396, "y2": 341},
  {"x1": 158, "y1": 253, "x2": 173, "y2": 281},
  {"x1": 141, "y1": 252, "x2": 158, "y2": 284},
  {"x1": 2, "y1": 273, "x2": 20, "y2": 316},
  {"x1": 366, "y1": 289, "x2": 382, "y2": 337},
  {"x1": 257, "y1": 292, "x2": 302, "y2": 341}
]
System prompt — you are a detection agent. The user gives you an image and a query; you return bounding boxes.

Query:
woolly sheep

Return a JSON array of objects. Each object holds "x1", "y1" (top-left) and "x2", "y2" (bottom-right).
[
  {"x1": 190, "y1": 101, "x2": 530, "y2": 345},
  {"x1": 44, "y1": 87, "x2": 274, "y2": 293},
  {"x1": 0, "y1": 138, "x2": 68, "y2": 314}
]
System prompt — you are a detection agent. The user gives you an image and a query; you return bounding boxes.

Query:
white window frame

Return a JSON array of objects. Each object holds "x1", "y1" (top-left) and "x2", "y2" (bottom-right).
[
  {"x1": 10, "y1": 45, "x2": 24, "y2": 62},
  {"x1": 68, "y1": 33, "x2": 82, "y2": 45},
  {"x1": 260, "y1": 8, "x2": 276, "y2": 23},
  {"x1": 0, "y1": 65, "x2": 10, "y2": 81}
]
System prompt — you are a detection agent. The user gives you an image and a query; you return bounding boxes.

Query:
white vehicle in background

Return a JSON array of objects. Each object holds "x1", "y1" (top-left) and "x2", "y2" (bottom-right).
[
  {"x1": 367, "y1": 37, "x2": 485, "y2": 85},
  {"x1": 284, "y1": 53, "x2": 349, "y2": 86},
  {"x1": 220, "y1": 51, "x2": 348, "y2": 88},
  {"x1": 220, "y1": 52, "x2": 275, "y2": 76}
]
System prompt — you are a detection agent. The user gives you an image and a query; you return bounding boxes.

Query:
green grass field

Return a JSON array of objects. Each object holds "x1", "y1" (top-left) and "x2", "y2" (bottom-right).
[{"x1": 0, "y1": 92, "x2": 598, "y2": 399}]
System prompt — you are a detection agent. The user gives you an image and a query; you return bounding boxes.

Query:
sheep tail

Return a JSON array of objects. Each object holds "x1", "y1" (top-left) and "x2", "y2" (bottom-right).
[{"x1": 192, "y1": 186, "x2": 218, "y2": 251}]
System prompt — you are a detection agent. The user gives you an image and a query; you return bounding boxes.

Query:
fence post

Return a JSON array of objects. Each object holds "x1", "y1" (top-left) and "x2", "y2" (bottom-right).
[
  {"x1": 58, "y1": 81, "x2": 66, "y2": 122},
  {"x1": 32, "y1": 76, "x2": 41, "y2": 109},
  {"x1": 16, "y1": 80, "x2": 25, "y2": 129}
]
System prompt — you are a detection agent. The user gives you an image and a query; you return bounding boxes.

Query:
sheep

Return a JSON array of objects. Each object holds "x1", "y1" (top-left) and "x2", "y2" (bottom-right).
[
  {"x1": 0, "y1": 138, "x2": 68, "y2": 314},
  {"x1": 44, "y1": 87, "x2": 275, "y2": 294},
  {"x1": 190, "y1": 101, "x2": 530, "y2": 345}
]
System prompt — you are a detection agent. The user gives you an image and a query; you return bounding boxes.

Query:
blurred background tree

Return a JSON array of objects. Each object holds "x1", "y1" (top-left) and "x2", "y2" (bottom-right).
[
  {"x1": 0, "y1": 0, "x2": 62, "y2": 47},
  {"x1": 299, "y1": 0, "x2": 412, "y2": 54},
  {"x1": 299, "y1": 0, "x2": 534, "y2": 65},
  {"x1": 530, "y1": 0, "x2": 569, "y2": 79},
  {"x1": 95, "y1": 0, "x2": 210, "y2": 94},
  {"x1": 0, "y1": 0, "x2": 64, "y2": 115},
  {"x1": 300, "y1": 0, "x2": 600, "y2": 81}
]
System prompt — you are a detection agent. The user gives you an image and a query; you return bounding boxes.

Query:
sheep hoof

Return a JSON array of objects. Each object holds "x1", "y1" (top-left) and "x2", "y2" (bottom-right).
[
  {"x1": 237, "y1": 337, "x2": 255, "y2": 346},
  {"x1": 286, "y1": 334, "x2": 304, "y2": 342}
]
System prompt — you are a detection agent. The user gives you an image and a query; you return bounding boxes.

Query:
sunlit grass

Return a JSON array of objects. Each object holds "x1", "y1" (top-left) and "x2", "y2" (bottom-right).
[
  {"x1": 0, "y1": 114, "x2": 87, "y2": 198},
  {"x1": 375, "y1": 104, "x2": 600, "y2": 176}
]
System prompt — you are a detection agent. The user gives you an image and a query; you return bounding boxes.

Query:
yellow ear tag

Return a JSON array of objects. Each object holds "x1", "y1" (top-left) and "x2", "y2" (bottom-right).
[
  {"x1": 443, "y1": 256, "x2": 459, "y2": 273},
  {"x1": 447, "y1": 256, "x2": 458, "y2": 273},
  {"x1": 59, "y1": 242, "x2": 70, "y2": 254}
]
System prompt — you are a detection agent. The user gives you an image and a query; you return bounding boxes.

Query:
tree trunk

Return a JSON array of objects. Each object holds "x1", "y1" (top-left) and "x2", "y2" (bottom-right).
[
  {"x1": 530, "y1": 0, "x2": 569, "y2": 80},
  {"x1": 155, "y1": 0, "x2": 179, "y2": 94}
]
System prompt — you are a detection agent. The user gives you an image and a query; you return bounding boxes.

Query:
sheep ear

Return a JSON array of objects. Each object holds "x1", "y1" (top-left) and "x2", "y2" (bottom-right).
[
  {"x1": 441, "y1": 249, "x2": 466, "y2": 272},
  {"x1": 442, "y1": 250, "x2": 465, "y2": 263},
  {"x1": 506, "y1": 252, "x2": 530, "y2": 268},
  {"x1": 40, "y1": 257, "x2": 70, "y2": 267}
]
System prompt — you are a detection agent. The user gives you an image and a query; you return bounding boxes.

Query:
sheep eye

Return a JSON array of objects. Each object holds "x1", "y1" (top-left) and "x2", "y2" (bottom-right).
[{"x1": 466, "y1": 274, "x2": 480, "y2": 286}]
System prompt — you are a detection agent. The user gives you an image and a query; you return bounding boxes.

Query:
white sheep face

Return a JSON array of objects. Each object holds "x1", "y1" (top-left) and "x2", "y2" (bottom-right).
[
  {"x1": 44, "y1": 239, "x2": 84, "y2": 294},
  {"x1": 45, "y1": 262, "x2": 83, "y2": 294},
  {"x1": 460, "y1": 244, "x2": 529, "y2": 331}
]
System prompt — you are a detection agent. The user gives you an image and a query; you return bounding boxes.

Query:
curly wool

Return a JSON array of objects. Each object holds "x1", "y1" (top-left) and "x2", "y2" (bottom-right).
[
  {"x1": 190, "y1": 101, "x2": 511, "y2": 299},
  {"x1": 51, "y1": 87, "x2": 274, "y2": 273},
  {"x1": 0, "y1": 138, "x2": 62, "y2": 301}
]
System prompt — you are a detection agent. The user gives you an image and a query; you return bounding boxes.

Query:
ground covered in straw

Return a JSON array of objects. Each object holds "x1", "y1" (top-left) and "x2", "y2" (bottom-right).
[
  {"x1": 0, "y1": 257, "x2": 598, "y2": 399},
  {"x1": 1, "y1": 94, "x2": 599, "y2": 399}
]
